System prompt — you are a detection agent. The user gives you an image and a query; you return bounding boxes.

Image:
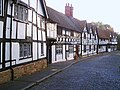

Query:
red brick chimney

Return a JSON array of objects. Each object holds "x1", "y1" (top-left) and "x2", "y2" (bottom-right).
[{"x1": 65, "y1": 3, "x2": 73, "y2": 17}]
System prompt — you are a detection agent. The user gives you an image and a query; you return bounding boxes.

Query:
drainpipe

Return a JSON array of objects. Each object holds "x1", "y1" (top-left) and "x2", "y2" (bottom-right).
[
  {"x1": 10, "y1": 1, "x2": 14, "y2": 80},
  {"x1": 45, "y1": 19, "x2": 48, "y2": 64}
]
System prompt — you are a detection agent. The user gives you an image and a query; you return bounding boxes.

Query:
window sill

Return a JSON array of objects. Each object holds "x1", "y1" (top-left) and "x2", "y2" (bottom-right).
[
  {"x1": 19, "y1": 56, "x2": 32, "y2": 60},
  {"x1": 13, "y1": 18, "x2": 29, "y2": 24},
  {"x1": 41, "y1": 54, "x2": 44, "y2": 56}
]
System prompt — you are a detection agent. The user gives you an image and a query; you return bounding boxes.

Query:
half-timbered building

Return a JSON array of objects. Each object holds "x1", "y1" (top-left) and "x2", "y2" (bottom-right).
[
  {"x1": 47, "y1": 5, "x2": 82, "y2": 63},
  {"x1": 97, "y1": 28, "x2": 117, "y2": 53},
  {"x1": 0, "y1": 0, "x2": 48, "y2": 84},
  {"x1": 86, "y1": 23, "x2": 98, "y2": 56}
]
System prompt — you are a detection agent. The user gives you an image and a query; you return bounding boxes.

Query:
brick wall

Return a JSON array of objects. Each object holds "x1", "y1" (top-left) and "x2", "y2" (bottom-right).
[
  {"x1": 0, "y1": 69, "x2": 11, "y2": 84},
  {"x1": 0, "y1": 59, "x2": 47, "y2": 84}
]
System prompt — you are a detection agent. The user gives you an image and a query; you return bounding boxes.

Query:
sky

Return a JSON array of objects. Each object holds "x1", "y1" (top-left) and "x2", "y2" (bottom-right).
[{"x1": 45, "y1": 0, "x2": 120, "y2": 34}]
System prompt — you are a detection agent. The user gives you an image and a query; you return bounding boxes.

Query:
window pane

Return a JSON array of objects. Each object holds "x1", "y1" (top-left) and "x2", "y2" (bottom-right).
[
  {"x1": 41, "y1": 43, "x2": 44, "y2": 55},
  {"x1": 20, "y1": 44, "x2": 23, "y2": 57},
  {"x1": 19, "y1": 43, "x2": 31, "y2": 58},
  {"x1": 14, "y1": 4, "x2": 28, "y2": 21},
  {"x1": 0, "y1": 0, "x2": 2, "y2": 15}
]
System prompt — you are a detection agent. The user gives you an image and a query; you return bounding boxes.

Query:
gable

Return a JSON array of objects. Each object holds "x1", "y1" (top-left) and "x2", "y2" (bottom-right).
[{"x1": 21, "y1": 0, "x2": 48, "y2": 18}]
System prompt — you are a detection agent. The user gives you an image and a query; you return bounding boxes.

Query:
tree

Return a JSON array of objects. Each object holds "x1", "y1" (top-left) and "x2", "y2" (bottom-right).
[{"x1": 91, "y1": 22, "x2": 113, "y2": 31}]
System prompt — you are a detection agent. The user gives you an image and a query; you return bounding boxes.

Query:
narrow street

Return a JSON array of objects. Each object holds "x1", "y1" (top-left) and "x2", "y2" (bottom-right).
[{"x1": 29, "y1": 51, "x2": 120, "y2": 90}]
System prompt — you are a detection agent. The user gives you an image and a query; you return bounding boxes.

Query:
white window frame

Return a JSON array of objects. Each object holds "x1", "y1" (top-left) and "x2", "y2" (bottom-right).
[
  {"x1": 41, "y1": 43, "x2": 44, "y2": 56},
  {"x1": 19, "y1": 43, "x2": 32, "y2": 59},
  {"x1": 69, "y1": 45, "x2": 73, "y2": 53},
  {"x1": 14, "y1": 4, "x2": 28, "y2": 22},
  {"x1": 0, "y1": 0, "x2": 3, "y2": 16},
  {"x1": 56, "y1": 45, "x2": 62, "y2": 54}
]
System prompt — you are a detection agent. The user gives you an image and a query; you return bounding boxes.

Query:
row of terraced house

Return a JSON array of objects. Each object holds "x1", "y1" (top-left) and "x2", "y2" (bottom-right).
[{"x1": 0, "y1": 0, "x2": 118, "y2": 84}]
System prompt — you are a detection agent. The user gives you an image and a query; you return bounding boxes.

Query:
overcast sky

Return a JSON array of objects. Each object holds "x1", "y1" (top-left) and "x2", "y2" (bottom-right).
[{"x1": 45, "y1": 0, "x2": 120, "y2": 33}]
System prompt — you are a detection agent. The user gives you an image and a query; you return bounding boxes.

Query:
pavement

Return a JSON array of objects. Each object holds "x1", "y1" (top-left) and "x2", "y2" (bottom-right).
[{"x1": 0, "y1": 52, "x2": 111, "y2": 90}]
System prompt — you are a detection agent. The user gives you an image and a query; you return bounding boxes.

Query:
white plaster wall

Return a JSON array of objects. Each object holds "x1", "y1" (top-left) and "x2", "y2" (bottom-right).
[
  {"x1": 38, "y1": 30, "x2": 41, "y2": 40},
  {"x1": 11, "y1": 42, "x2": 21, "y2": 65},
  {"x1": 42, "y1": 31, "x2": 46, "y2": 41},
  {"x1": 5, "y1": 43, "x2": 10, "y2": 61},
  {"x1": 12, "y1": 43, "x2": 19, "y2": 61},
  {"x1": 17, "y1": 23, "x2": 25, "y2": 39},
  {"x1": 6, "y1": 17, "x2": 10, "y2": 38},
  {"x1": 27, "y1": 23, "x2": 32, "y2": 37},
  {"x1": 52, "y1": 45, "x2": 55, "y2": 63},
  {"x1": 21, "y1": 0, "x2": 28, "y2": 4},
  {"x1": 63, "y1": 45, "x2": 66, "y2": 60},
  {"x1": 12, "y1": 21, "x2": 16, "y2": 39},
  {"x1": 30, "y1": 0, "x2": 37, "y2": 11},
  {"x1": 33, "y1": 11, "x2": 36, "y2": 24},
  {"x1": 28, "y1": 9, "x2": 32, "y2": 22},
  {"x1": 7, "y1": 1, "x2": 11, "y2": 15},
  {"x1": 33, "y1": 42, "x2": 37, "y2": 60},
  {"x1": 33, "y1": 26, "x2": 37, "y2": 40},
  {"x1": 0, "y1": 43, "x2": 2, "y2": 62},
  {"x1": 0, "y1": 21, "x2": 3, "y2": 38},
  {"x1": 37, "y1": 0, "x2": 44, "y2": 16}
]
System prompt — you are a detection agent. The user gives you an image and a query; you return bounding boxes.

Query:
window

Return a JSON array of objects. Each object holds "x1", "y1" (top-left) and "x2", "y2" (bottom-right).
[
  {"x1": 14, "y1": 4, "x2": 28, "y2": 21},
  {"x1": 0, "y1": 0, "x2": 2, "y2": 15},
  {"x1": 70, "y1": 32, "x2": 74, "y2": 36},
  {"x1": 57, "y1": 27, "x2": 62, "y2": 35},
  {"x1": 89, "y1": 45, "x2": 91, "y2": 52},
  {"x1": 41, "y1": 43, "x2": 44, "y2": 55},
  {"x1": 56, "y1": 45, "x2": 62, "y2": 54},
  {"x1": 20, "y1": 43, "x2": 31, "y2": 59},
  {"x1": 84, "y1": 45, "x2": 86, "y2": 52},
  {"x1": 69, "y1": 45, "x2": 73, "y2": 53}
]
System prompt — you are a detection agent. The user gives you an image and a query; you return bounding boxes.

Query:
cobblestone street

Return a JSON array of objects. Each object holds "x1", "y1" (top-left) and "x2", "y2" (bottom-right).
[{"x1": 29, "y1": 51, "x2": 120, "y2": 90}]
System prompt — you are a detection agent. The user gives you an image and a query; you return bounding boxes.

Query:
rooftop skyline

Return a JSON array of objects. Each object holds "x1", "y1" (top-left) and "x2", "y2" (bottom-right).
[{"x1": 45, "y1": 0, "x2": 120, "y2": 33}]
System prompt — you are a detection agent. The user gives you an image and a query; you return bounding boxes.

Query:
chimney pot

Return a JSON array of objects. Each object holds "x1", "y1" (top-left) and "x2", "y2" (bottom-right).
[{"x1": 65, "y1": 3, "x2": 73, "y2": 17}]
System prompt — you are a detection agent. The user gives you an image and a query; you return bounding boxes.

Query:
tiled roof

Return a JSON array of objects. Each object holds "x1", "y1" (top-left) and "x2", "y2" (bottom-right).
[
  {"x1": 69, "y1": 17, "x2": 87, "y2": 32},
  {"x1": 47, "y1": 6, "x2": 79, "y2": 32},
  {"x1": 47, "y1": 6, "x2": 87, "y2": 33},
  {"x1": 97, "y1": 28, "x2": 117, "y2": 39}
]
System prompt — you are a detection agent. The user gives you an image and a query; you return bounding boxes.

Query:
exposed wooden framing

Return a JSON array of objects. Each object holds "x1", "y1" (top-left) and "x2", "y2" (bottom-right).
[
  {"x1": 2, "y1": 0, "x2": 8, "y2": 68},
  {"x1": 0, "y1": 42, "x2": 2, "y2": 64},
  {"x1": 10, "y1": 2, "x2": 13, "y2": 80},
  {"x1": 31, "y1": 9, "x2": 33, "y2": 61}
]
